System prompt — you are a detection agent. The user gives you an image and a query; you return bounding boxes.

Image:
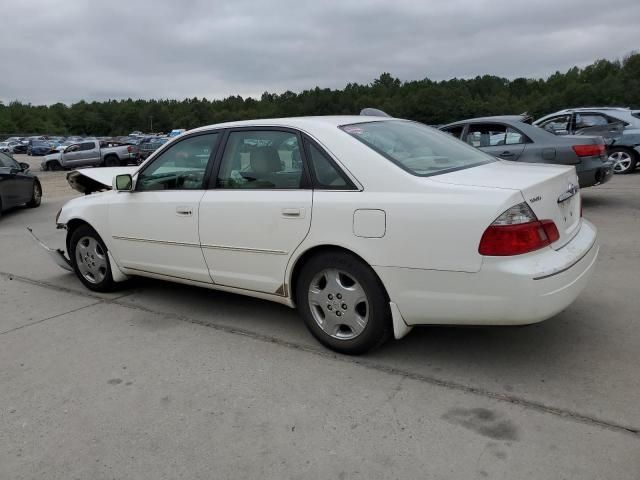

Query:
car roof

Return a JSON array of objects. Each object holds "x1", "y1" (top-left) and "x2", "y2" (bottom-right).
[{"x1": 189, "y1": 115, "x2": 390, "y2": 134}]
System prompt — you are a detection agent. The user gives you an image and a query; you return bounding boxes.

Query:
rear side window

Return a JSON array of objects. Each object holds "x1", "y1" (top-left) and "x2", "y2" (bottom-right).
[
  {"x1": 305, "y1": 141, "x2": 354, "y2": 190},
  {"x1": 216, "y1": 130, "x2": 304, "y2": 189},
  {"x1": 80, "y1": 142, "x2": 95, "y2": 151},
  {"x1": 341, "y1": 120, "x2": 493, "y2": 177}
]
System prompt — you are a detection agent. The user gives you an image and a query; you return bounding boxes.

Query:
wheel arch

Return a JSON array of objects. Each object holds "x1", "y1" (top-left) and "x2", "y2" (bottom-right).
[{"x1": 287, "y1": 244, "x2": 390, "y2": 306}]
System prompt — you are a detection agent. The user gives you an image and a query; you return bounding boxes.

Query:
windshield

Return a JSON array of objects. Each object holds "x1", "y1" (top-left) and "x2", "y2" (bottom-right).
[{"x1": 341, "y1": 120, "x2": 494, "y2": 176}]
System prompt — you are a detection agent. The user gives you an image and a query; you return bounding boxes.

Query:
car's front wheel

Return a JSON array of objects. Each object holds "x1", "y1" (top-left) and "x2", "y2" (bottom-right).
[
  {"x1": 26, "y1": 180, "x2": 42, "y2": 208},
  {"x1": 296, "y1": 251, "x2": 392, "y2": 355},
  {"x1": 609, "y1": 148, "x2": 638, "y2": 174},
  {"x1": 69, "y1": 225, "x2": 115, "y2": 292}
]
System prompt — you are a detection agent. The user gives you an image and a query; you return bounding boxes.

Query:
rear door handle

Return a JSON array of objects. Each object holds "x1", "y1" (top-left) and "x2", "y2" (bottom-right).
[
  {"x1": 281, "y1": 207, "x2": 304, "y2": 218},
  {"x1": 176, "y1": 206, "x2": 193, "y2": 217}
]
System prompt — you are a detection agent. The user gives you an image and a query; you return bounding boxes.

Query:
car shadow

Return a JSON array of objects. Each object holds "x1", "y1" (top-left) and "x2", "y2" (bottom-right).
[{"x1": 121, "y1": 275, "x2": 592, "y2": 378}]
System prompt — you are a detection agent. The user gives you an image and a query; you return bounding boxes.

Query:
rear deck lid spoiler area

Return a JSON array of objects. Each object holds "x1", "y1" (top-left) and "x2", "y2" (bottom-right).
[{"x1": 67, "y1": 167, "x2": 137, "y2": 194}]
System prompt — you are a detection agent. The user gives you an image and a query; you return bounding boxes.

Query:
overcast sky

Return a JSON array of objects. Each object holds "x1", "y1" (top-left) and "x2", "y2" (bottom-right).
[{"x1": 1, "y1": 0, "x2": 639, "y2": 105}]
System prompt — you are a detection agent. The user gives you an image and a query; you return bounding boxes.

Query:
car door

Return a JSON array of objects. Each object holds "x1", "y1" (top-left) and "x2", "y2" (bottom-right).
[
  {"x1": 0, "y1": 152, "x2": 31, "y2": 207},
  {"x1": 108, "y1": 132, "x2": 221, "y2": 283},
  {"x1": 463, "y1": 123, "x2": 526, "y2": 161},
  {"x1": 198, "y1": 128, "x2": 312, "y2": 294}
]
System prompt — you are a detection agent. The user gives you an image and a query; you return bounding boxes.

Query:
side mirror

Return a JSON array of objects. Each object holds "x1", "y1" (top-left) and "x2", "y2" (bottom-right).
[
  {"x1": 113, "y1": 174, "x2": 133, "y2": 192},
  {"x1": 19, "y1": 162, "x2": 30, "y2": 171}
]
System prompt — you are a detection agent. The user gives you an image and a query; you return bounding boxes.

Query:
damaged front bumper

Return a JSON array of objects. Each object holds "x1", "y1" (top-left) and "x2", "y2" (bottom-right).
[{"x1": 26, "y1": 227, "x2": 73, "y2": 272}]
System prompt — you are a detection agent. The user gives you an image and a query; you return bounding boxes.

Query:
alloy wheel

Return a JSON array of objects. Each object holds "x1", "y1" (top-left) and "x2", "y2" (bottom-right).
[{"x1": 308, "y1": 268, "x2": 369, "y2": 340}]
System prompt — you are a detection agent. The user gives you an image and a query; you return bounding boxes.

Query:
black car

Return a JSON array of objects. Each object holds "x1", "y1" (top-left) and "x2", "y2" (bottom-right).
[{"x1": 0, "y1": 152, "x2": 42, "y2": 216}]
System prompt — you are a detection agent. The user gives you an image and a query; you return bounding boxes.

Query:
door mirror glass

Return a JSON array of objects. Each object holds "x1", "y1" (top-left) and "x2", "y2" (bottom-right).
[{"x1": 114, "y1": 174, "x2": 133, "y2": 191}]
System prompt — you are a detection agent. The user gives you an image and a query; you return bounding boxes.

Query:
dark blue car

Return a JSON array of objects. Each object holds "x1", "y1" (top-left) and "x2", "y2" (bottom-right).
[{"x1": 27, "y1": 140, "x2": 53, "y2": 156}]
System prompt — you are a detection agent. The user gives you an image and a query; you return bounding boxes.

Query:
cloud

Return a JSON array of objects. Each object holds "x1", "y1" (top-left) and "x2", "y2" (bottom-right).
[{"x1": 1, "y1": 0, "x2": 638, "y2": 104}]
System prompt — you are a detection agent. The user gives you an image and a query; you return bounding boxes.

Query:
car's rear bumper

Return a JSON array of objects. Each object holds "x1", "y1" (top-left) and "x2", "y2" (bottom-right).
[
  {"x1": 374, "y1": 219, "x2": 598, "y2": 326},
  {"x1": 577, "y1": 160, "x2": 614, "y2": 187}
]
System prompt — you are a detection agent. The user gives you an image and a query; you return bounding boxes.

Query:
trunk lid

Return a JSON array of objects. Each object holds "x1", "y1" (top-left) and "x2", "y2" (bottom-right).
[{"x1": 430, "y1": 161, "x2": 582, "y2": 249}]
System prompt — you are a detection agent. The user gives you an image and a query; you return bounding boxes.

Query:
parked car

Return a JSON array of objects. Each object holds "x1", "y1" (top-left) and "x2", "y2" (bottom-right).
[
  {"x1": 40, "y1": 140, "x2": 138, "y2": 170},
  {"x1": 0, "y1": 142, "x2": 15, "y2": 155},
  {"x1": 10, "y1": 141, "x2": 28, "y2": 154},
  {"x1": 440, "y1": 116, "x2": 613, "y2": 187},
  {"x1": 137, "y1": 137, "x2": 168, "y2": 162},
  {"x1": 34, "y1": 116, "x2": 597, "y2": 354},
  {"x1": 27, "y1": 140, "x2": 54, "y2": 156},
  {"x1": 0, "y1": 151, "x2": 41, "y2": 217},
  {"x1": 168, "y1": 128, "x2": 186, "y2": 137},
  {"x1": 533, "y1": 107, "x2": 640, "y2": 174}
]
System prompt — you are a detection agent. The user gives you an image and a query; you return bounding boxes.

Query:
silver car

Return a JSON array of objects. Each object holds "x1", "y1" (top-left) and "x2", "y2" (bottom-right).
[
  {"x1": 440, "y1": 116, "x2": 613, "y2": 188},
  {"x1": 534, "y1": 107, "x2": 640, "y2": 174}
]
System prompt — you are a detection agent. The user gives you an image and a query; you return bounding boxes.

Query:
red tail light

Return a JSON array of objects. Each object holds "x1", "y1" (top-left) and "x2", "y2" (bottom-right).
[
  {"x1": 127, "y1": 145, "x2": 132, "y2": 153},
  {"x1": 478, "y1": 203, "x2": 560, "y2": 256},
  {"x1": 572, "y1": 144, "x2": 605, "y2": 157}
]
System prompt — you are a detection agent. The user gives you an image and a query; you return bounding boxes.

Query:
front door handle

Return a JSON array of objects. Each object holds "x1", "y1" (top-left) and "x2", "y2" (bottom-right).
[
  {"x1": 281, "y1": 207, "x2": 304, "y2": 218},
  {"x1": 176, "y1": 206, "x2": 193, "y2": 217},
  {"x1": 499, "y1": 151, "x2": 515, "y2": 158}
]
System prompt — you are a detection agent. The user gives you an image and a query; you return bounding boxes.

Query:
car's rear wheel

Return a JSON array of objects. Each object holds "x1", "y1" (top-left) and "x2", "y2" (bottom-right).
[
  {"x1": 296, "y1": 251, "x2": 392, "y2": 354},
  {"x1": 26, "y1": 180, "x2": 42, "y2": 208},
  {"x1": 609, "y1": 148, "x2": 637, "y2": 174},
  {"x1": 69, "y1": 225, "x2": 115, "y2": 292}
]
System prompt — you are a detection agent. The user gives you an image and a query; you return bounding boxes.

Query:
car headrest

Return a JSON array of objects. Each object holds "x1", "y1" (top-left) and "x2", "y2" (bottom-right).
[{"x1": 250, "y1": 146, "x2": 281, "y2": 175}]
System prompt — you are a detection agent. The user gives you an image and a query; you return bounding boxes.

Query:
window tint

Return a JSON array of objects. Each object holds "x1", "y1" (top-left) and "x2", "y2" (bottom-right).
[
  {"x1": 137, "y1": 133, "x2": 219, "y2": 191},
  {"x1": 441, "y1": 125, "x2": 464, "y2": 139},
  {"x1": 217, "y1": 130, "x2": 303, "y2": 189},
  {"x1": 80, "y1": 142, "x2": 95, "y2": 151},
  {"x1": 538, "y1": 115, "x2": 571, "y2": 134},
  {"x1": 465, "y1": 124, "x2": 507, "y2": 147},
  {"x1": 341, "y1": 120, "x2": 493, "y2": 177},
  {"x1": 306, "y1": 141, "x2": 353, "y2": 189}
]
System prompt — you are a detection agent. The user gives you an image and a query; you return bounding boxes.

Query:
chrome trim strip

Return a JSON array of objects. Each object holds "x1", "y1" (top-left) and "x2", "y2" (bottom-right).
[
  {"x1": 201, "y1": 243, "x2": 288, "y2": 255},
  {"x1": 112, "y1": 236, "x2": 200, "y2": 248},
  {"x1": 112, "y1": 236, "x2": 287, "y2": 255},
  {"x1": 533, "y1": 239, "x2": 596, "y2": 280}
]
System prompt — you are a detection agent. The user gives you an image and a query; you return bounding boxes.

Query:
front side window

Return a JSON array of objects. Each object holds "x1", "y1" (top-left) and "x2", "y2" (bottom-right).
[
  {"x1": 216, "y1": 130, "x2": 304, "y2": 189},
  {"x1": 341, "y1": 120, "x2": 493, "y2": 177},
  {"x1": 136, "y1": 133, "x2": 219, "y2": 191}
]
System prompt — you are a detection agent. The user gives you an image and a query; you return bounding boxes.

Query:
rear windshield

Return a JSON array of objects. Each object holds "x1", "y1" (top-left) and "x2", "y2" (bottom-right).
[{"x1": 340, "y1": 120, "x2": 494, "y2": 176}]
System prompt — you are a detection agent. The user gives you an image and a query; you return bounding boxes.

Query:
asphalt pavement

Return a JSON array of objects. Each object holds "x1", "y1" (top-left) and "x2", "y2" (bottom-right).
[{"x1": 1, "y1": 161, "x2": 639, "y2": 479}]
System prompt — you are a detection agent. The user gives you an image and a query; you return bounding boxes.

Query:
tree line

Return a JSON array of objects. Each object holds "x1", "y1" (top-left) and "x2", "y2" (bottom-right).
[{"x1": 1, "y1": 53, "x2": 639, "y2": 137}]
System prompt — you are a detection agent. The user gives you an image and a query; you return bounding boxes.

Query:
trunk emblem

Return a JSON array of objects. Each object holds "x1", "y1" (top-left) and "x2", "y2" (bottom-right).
[
  {"x1": 558, "y1": 183, "x2": 579, "y2": 203},
  {"x1": 529, "y1": 196, "x2": 542, "y2": 203}
]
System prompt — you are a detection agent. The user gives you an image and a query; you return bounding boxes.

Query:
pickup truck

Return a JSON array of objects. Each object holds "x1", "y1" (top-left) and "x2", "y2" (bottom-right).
[{"x1": 40, "y1": 140, "x2": 138, "y2": 171}]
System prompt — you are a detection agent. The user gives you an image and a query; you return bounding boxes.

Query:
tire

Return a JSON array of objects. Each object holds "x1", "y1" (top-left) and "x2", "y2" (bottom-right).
[
  {"x1": 26, "y1": 180, "x2": 42, "y2": 208},
  {"x1": 609, "y1": 148, "x2": 637, "y2": 174},
  {"x1": 103, "y1": 156, "x2": 120, "y2": 167},
  {"x1": 295, "y1": 251, "x2": 392, "y2": 355},
  {"x1": 69, "y1": 225, "x2": 115, "y2": 292},
  {"x1": 49, "y1": 160, "x2": 62, "y2": 171}
]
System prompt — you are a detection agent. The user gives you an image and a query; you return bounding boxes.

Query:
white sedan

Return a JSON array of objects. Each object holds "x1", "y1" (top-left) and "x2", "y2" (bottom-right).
[{"x1": 46, "y1": 116, "x2": 598, "y2": 354}]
